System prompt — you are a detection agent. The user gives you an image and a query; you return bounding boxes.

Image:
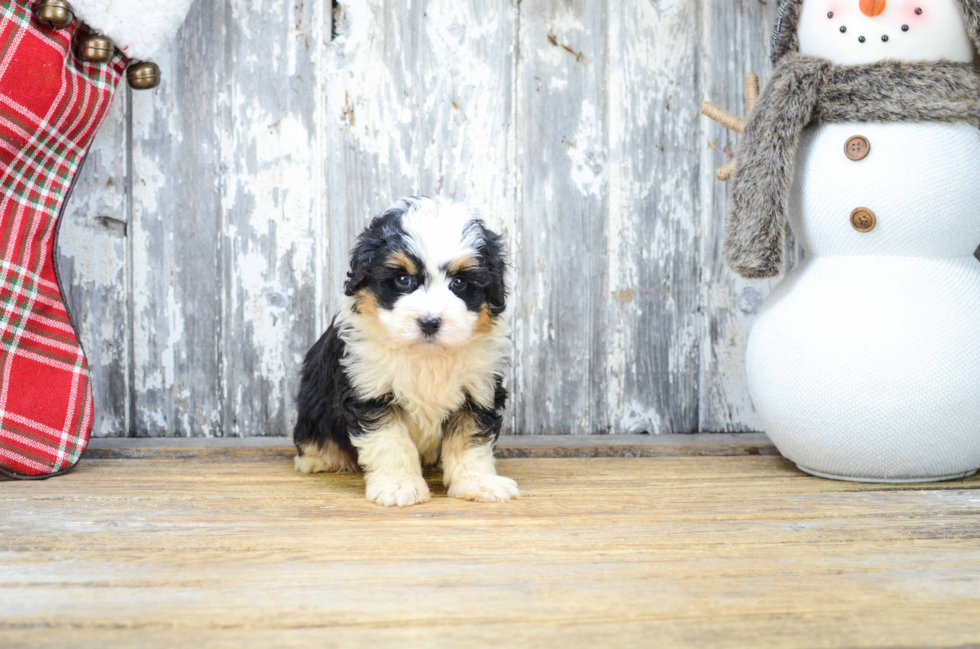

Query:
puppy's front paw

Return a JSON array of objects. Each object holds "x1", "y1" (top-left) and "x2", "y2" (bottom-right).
[
  {"x1": 448, "y1": 474, "x2": 520, "y2": 503},
  {"x1": 365, "y1": 475, "x2": 432, "y2": 507}
]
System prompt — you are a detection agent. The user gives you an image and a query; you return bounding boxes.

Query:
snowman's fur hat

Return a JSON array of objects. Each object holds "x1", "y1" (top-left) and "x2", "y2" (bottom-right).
[{"x1": 770, "y1": 0, "x2": 980, "y2": 63}]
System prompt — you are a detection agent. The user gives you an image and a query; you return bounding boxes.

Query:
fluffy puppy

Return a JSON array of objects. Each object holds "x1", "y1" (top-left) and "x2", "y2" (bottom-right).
[{"x1": 293, "y1": 197, "x2": 518, "y2": 507}]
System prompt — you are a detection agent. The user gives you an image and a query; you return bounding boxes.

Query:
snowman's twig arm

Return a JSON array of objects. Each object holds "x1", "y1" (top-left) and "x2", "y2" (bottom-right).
[
  {"x1": 701, "y1": 103, "x2": 743, "y2": 180},
  {"x1": 701, "y1": 103, "x2": 746, "y2": 134},
  {"x1": 745, "y1": 73, "x2": 760, "y2": 112},
  {"x1": 701, "y1": 73, "x2": 761, "y2": 181},
  {"x1": 716, "y1": 160, "x2": 736, "y2": 182}
]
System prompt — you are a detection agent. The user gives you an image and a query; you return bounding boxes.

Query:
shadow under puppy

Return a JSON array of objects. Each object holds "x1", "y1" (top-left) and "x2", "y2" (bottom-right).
[{"x1": 294, "y1": 197, "x2": 518, "y2": 506}]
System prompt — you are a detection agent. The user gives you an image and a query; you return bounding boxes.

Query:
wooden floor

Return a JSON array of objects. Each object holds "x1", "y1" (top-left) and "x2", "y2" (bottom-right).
[{"x1": 3, "y1": 438, "x2": 980, "y2": 648}]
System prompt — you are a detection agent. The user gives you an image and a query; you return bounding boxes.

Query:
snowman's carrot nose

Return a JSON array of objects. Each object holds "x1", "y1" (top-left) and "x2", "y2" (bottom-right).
[{"x1": 860, "y1": 0, "x2": 887, "y2": 17}]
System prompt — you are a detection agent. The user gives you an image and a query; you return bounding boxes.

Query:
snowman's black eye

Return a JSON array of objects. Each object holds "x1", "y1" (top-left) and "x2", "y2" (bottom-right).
[
  {"x1": 881, "y1": 35, "x2": 889, "y2": 42},
  {"x1": 858, "y1": 36, "x2": 866, "y2": 43},
  {"x1": 902, "y1": 24, "x2": 909, "y2": 31},
  {"x1": 915, "y1": 7, "x2": 923, "y2": 14},
  {"x1": 840, "y1": 26, "x2": 847, "y2": 33},
  {"x1": 827, "y1": 11, "x2": 834, "y2": 18}
]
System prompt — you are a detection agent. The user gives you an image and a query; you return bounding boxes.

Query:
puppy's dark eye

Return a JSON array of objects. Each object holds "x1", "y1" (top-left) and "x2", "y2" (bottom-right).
[
  {"x1": 449, "y1": 277, "x2": 466, "y2": 292},
  {"x1": 395, "y1": 275, "x2": 414, "y2": 290}
]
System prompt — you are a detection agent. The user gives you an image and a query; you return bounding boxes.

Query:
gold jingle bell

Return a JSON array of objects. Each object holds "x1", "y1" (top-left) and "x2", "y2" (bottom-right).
[
  {"x1": 77, "y1": 34, "x2": 114, "y2": 63},
  {"x1": 34, "y1": 0, "x2": 74, "y2": 29},
  {"x1": 127, "y1": 61, "x2": 161, "y2": 90}
]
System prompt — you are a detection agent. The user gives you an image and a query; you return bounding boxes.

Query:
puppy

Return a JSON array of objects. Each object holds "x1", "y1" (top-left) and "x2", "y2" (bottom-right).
[{"x1": 293, "y1": 197, "x2": 518, "y2": 507}]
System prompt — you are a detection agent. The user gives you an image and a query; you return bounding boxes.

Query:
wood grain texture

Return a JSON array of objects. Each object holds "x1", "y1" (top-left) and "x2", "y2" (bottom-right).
[
  {"x1": 58, "y1": 92, "x2": 130, "y2": 437},
  {"x1": 128, "y1": 1, "x2": 225, "y2": 437},
  {"x1": 82, "y1": 433, "x2": 779, "y2": 460},
  {"x1": 214, "y1": 0, "x2": 321, "y2": 437},
  {"x1": 512, "y1": 0, "x2": 607, "y2": 435},
  {"x1": 3, "y1": 451, "x2": 979, "y2": 648},
  {"x1": 698, "y1": 0, "x2": 800, "y2": 432},
  {"x1": 57, "y1": 0, "x2": 833, "y2": 436},
  {"x1": 603, "y1": 0, "x2": 701, "y2": 434}
]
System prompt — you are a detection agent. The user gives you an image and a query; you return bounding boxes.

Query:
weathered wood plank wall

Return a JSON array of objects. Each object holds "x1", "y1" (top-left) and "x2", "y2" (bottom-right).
[{"x1": 58, "y1": 0, "x2": 793, "y2": 437}]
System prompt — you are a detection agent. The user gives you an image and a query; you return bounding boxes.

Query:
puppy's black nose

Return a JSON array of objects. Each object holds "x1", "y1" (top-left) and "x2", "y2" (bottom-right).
[{"x1": 418, "y1": 316, "x2": 442, "y2": 336}]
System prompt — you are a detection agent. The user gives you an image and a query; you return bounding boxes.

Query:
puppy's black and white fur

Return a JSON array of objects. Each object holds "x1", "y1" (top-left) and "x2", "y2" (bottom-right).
[{"x1": 294, "y1": 197, "x2": 517, "y2": 507}]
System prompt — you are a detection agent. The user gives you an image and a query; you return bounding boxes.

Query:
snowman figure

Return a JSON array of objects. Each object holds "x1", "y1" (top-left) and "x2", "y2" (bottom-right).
[{"x1": 723, "y1": 0, "x2": 980, "y2": 482}]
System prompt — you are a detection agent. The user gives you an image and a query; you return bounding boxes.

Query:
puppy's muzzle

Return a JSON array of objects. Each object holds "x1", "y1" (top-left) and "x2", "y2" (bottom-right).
[{"x1": 417, "y1": 316, "x2": 442, "y2": 337}]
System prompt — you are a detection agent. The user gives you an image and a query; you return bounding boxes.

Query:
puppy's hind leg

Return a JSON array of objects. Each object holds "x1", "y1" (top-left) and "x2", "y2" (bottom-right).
[
  {"x1": 442, "y1": 412, "x2": 519, "y2": 503},
  {"x1": 295, "y1": 440, "x2": 359, "y2": 474}
]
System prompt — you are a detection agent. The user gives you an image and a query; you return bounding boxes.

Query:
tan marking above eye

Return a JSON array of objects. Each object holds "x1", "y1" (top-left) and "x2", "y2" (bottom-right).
[
  {"x1": 386, "y1": 250, "x2": 417, "y2": 275},
  {"x1": 448, "y1": 256, "x2": 480, "y2": 274}
]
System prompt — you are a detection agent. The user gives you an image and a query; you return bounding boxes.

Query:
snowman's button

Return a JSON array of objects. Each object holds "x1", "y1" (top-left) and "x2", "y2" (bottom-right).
[
  {"x1": 845, "y1": 136, "x2": 871, "y2": 161},
  {"x1": 850, "y1": 208, "x2": 877, "y2": 233}
]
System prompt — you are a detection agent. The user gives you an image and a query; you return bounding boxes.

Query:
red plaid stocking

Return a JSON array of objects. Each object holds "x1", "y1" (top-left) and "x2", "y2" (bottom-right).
[{"x1": 0, "y1": 0, "x2": 125, "y2": 478}]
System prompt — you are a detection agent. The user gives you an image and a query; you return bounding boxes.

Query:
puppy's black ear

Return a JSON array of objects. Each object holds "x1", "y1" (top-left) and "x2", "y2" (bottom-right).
[
  {"x1": 345, "y1": 205, "x2": 407, "y2": 296},
  {"x1": 344, "y1": 219, "x2": 386, "y2": 296},
  {"x1": 474, "y1": 221, "x2": 508, "y2": 316},
  {"x1": 344, "y1": 228, "x2": 384, "y2": 296}
]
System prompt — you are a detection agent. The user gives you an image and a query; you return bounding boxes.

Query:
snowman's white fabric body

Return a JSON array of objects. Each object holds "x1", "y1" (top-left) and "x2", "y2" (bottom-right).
[{"x1": 742, "y1": 0, "x2": 980, "y2": 481}]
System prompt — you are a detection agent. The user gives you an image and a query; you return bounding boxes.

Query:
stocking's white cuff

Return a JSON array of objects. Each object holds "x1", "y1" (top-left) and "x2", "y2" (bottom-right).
[{"x1": 70, "y1": 0, "x2": 194, "y2": 61}]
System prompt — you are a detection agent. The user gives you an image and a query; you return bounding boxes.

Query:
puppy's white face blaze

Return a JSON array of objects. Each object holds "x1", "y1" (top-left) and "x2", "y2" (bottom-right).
[
  {"x1": 350, "y1": 198, "x2": 502, "y2": 352},
  {"x1": 378, "y1": 276, "x2": 481, "y2": 349}
]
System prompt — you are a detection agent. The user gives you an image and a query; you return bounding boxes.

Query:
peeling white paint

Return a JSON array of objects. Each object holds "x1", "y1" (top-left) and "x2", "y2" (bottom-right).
[
  {"x1": 605, "y1": 11, "x2": 629, "y2": 423},
  {"x1": 236, "y1": 248, "x2": 289, "y2": 404},
  {"x1": 161, "y1": 282, "x2": 184, "y2": 389},
  {"x1": 567, "y1": 99, "x2": 605, "y2": 199},
  {"x1": 130, "y1": 142, "x2": 169, "y2": 395},
  {"x1": 620, "y1": 402, "x2": 664, "y2": 434}
]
